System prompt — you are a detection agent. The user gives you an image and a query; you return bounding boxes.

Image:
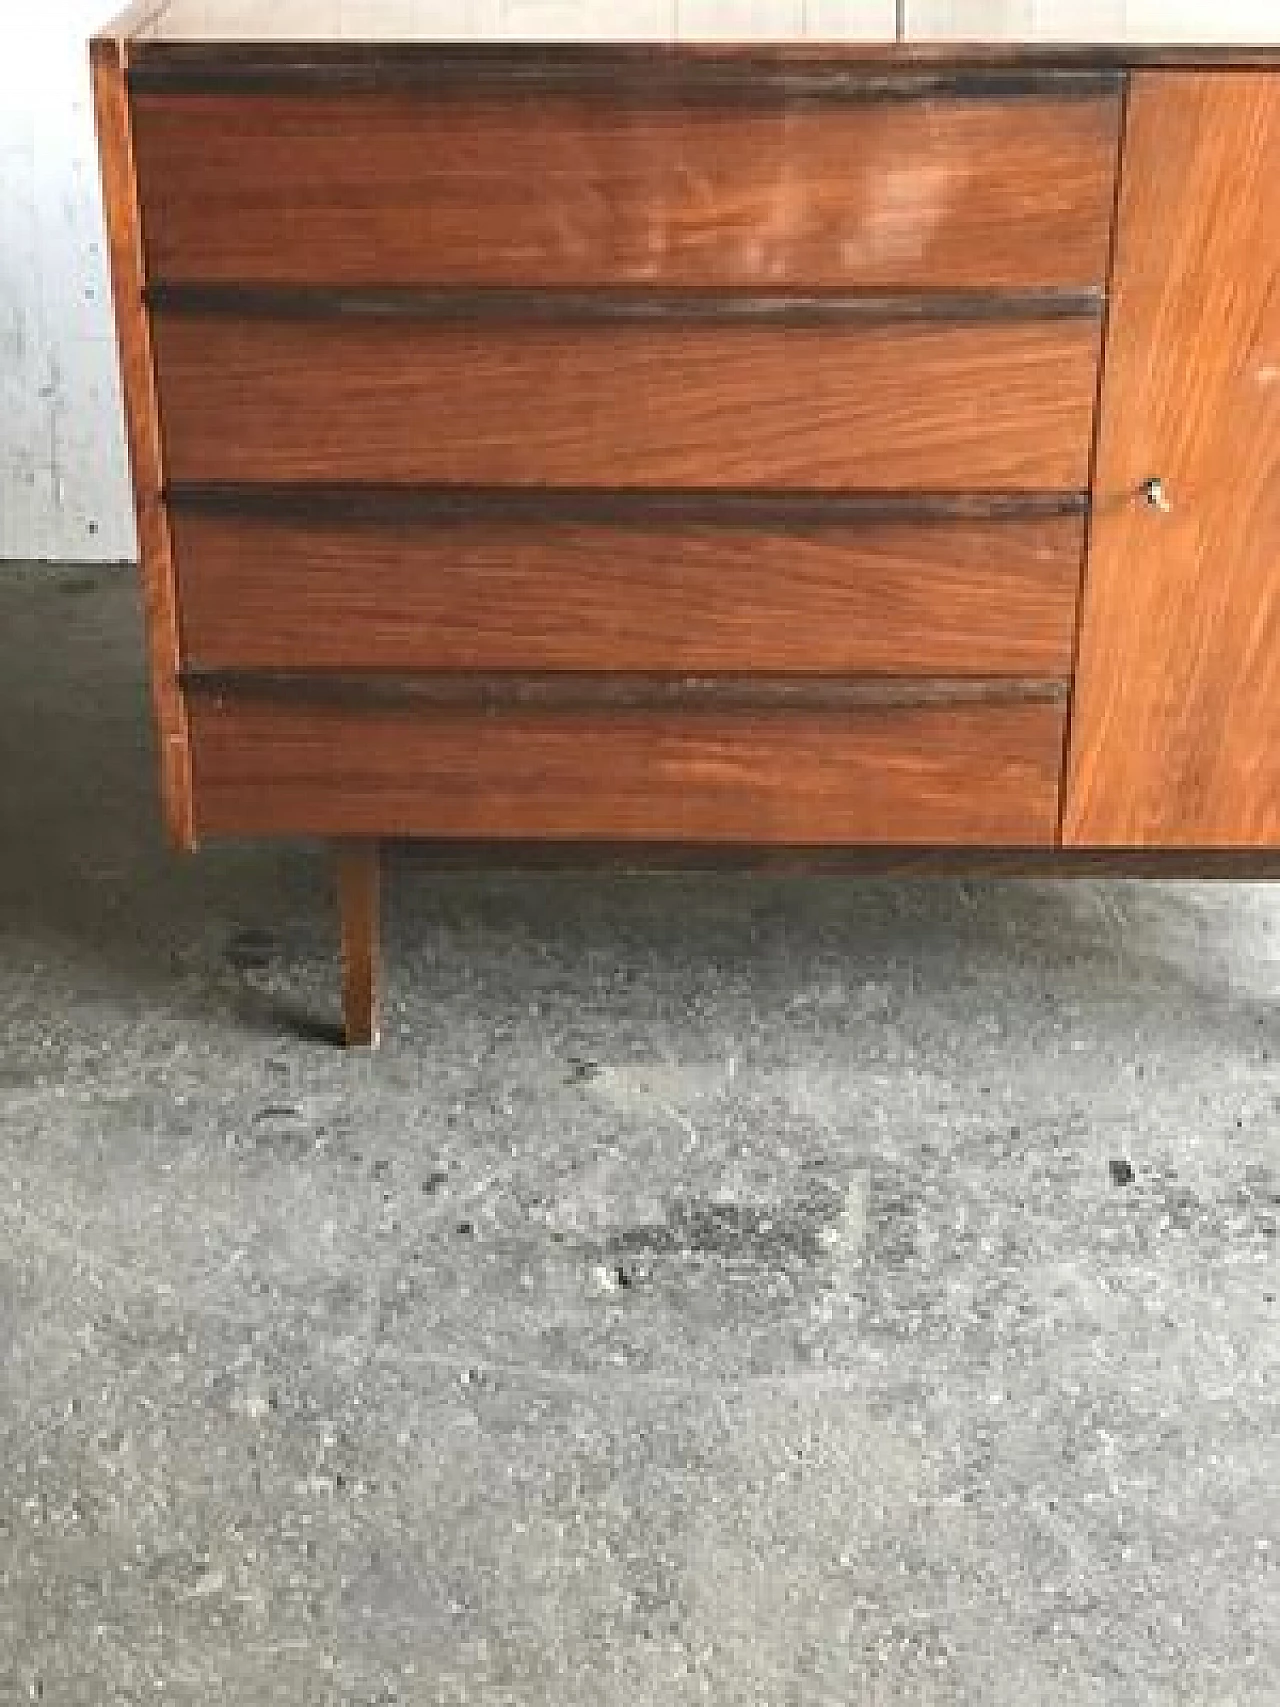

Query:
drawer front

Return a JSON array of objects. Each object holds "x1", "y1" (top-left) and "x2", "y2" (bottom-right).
[
  {"x1": 186, "y1": 698, "x2": 1067, "y2": 845},
  {"x1": 173, "y1": 507, "x2": 1086, "y2": 677},
  {"x1": 132, "y1": 84, "x2": 1122, "y2": 291},
  {"x1": 152, "y1": 317, "x2": 1101, "y2": 489}
]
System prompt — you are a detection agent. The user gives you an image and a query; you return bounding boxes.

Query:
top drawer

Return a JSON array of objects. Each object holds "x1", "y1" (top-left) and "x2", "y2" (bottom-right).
[{"x1": 130, "y1": 75, "x2": 1123, "y2": 290}]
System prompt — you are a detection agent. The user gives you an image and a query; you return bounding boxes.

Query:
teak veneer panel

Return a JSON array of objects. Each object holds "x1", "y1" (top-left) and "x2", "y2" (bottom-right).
[
  {"x1": 131, "y1": 87, "x2": 1121, "y2": 291},
  {"x1": 90, "y1": 37, "x2": 194, "y2": 848},
  {"x1": 337, "y1": 841, "x2": 380, "y2": 1048},
  {"x1": 1065, "y1": 72, "x2": 1280, "y2": 847},
  {"x1": 172, "y1": 510, "x2": 1086, "y2": 677},
  {"x1": 151, "y1": 317, "x2": 1102, "y2": 490},
  {"x1": 187, "y1": 700, "x2": 1067, "y2": 845}
]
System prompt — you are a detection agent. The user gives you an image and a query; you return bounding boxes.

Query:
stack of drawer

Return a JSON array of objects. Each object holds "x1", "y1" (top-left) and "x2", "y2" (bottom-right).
[{"x1": 129, "y1": 53, "x2": 1123, "y2": 845}]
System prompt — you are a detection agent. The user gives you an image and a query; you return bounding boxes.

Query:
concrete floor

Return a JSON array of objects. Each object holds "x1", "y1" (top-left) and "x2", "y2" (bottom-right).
[{"x1": 0, "y1": 561, "x2": 1277, "y2": 1705}]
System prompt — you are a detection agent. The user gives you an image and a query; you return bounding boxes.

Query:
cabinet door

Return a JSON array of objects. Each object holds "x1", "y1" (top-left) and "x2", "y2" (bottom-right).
[{"x1": 1064, "y1": 72, "x2": 1280, "y2": 848}]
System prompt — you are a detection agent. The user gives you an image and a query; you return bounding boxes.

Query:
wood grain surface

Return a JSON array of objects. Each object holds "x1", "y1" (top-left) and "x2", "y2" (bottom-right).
[
  {"x1": 172, "y1": 510, "x2": 1085, "y2": 676},
  {"x1": 132, "y1": 88, "x2": 1121, "y2": 290},
  {"x1": 187, "y1": 700, "x2": 1067, "y2": 844},
  {"x1": 90, "y1": 37, "x2": 195, "y2": 849},
  {"x1": 178, "y1": 673, "x2": 1068, "y2": 712},
  {"x1": 337, "y1": 840, "x2": 380, "y2": 1048},
  {"x1": 1064, "y1": 72, "x2": 1280, "y2": 848},
  {"x1": 151, "y1": 316, "x2": 1102, "y2": 490}
]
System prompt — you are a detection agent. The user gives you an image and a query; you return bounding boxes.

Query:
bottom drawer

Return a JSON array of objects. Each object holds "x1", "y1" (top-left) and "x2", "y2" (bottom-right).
[{"x1": 187, "y1": 697, "x2": 1066, "y2": 846}]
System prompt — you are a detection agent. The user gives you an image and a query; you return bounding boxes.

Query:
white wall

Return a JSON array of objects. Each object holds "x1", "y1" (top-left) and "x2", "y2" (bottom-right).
[
  {"x1": 1, "y1": 1, "x2": 135, "y2": 561},
  {"x1": 909, "y1": 1, "x2": 1280, "y2": 37},
  {"x1": 2, "y1": 0, "x2": 1278, "y2": 564}
]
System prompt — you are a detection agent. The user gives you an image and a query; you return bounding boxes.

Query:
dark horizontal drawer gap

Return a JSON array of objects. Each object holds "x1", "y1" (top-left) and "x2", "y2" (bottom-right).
[
  {"x1": 146, "y1": 284, "x2": 1105, "y2": 324},
  {"x1": 383, "y1": 843, "x2": 1280, "y2": 879},
  {"x1": 166, "y1": 484, "x2": 1090, "y2": 527},
  {"x1": 127, "y1": 48, "x2": 1125, "y2": 102},
  {"x1": 180, "y1": 670, "x2": 1069, "y2": 713},
  {"x1": 150, "y1": 285, "x2": 1107, "y2": 325}
]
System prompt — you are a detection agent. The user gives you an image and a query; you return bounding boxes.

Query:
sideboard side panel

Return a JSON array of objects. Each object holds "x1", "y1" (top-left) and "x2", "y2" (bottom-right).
[
  {"x1": 91, "y1": 35, "x2": 195, "y2": 851},
  {"x1": 1064, "y1": 70, "x2": 1280, "y2": 848}
]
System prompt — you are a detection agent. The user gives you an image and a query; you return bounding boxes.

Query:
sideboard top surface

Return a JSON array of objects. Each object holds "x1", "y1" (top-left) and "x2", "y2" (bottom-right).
[{"x1": 96, "y1": 1, "x2": 1280, "y2": 65}]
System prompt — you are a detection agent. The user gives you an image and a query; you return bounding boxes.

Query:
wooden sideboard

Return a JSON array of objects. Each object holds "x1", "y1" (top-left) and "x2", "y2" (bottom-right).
[{"x1": 92, "y1": 4, "x2": 1280, "y2": 1044}]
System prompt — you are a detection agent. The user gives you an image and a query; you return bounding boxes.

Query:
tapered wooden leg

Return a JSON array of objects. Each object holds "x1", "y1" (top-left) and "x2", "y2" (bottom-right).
[{"x1": 337, "y1": 839, "x2": 380, "y2": 1048}]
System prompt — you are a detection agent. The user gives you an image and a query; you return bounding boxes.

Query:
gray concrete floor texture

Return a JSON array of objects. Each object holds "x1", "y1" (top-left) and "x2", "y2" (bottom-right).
[{"x1": 0, "y1": 562, "x2": 1277, "y2": 1705}]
